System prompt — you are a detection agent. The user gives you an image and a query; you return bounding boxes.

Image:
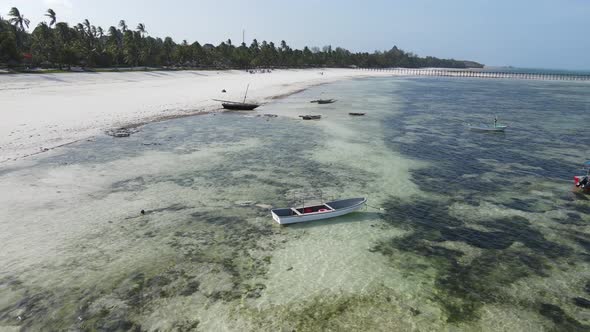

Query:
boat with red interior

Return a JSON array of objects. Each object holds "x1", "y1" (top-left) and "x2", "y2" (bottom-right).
[
  {"x1": 573, "y1": 161, "x2": 590, "y2": 194},
  {"x1": 271, "y1": 197, "x2": 366, "y2": 225}
]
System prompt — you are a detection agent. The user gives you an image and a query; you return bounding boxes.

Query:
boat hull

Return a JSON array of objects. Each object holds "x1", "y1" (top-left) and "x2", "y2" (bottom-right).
[
  {"x1": 573, "y1": 187, "x2": 590, "y2": 194},
  {"x1": 310, "y1": 99, "x2": 336, "y2": 104},
  {"x1": 469, "y1": 125, "x2": 507, "y2": 132},
  {"x1": 222, "y1": 103, "x2": 260, "y2": 110},
  {"x1": 271, "y1": 197, "x2": 366, "y2": 225},
  {"x1": 300, "y1": 115, "x2": 321, "y2": 120}
]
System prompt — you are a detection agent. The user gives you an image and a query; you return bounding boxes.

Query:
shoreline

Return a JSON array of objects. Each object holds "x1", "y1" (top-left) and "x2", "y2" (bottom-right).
[{"x1": 0, "y1": 68, "x2": 391, "y2": 163}]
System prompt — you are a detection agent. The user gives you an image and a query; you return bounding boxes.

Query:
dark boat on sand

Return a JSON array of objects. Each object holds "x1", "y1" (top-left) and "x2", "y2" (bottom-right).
[
  {"x1": 214, "y1": 84, "x2": 260, "y2": 110},
  {"x1": 220, "y1": 101, "x2": 260, "y2": 110}
]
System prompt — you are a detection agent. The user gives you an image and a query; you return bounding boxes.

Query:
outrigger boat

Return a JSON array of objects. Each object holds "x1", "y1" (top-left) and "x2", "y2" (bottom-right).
[
  {"x1": 271, "y1": 197, "x2": 367, "y2": 225},
  {"x1": 214, "y1": 84, "x2": 260, "y2": 110},
  {"x1": 573, "y1": 161, "x2": 590, "y2": 194}
]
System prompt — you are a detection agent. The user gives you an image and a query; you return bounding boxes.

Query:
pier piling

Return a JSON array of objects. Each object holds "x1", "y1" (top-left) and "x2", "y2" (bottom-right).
[{"x1": 360, "y1": 67, "x2": 589, "y2": 81}]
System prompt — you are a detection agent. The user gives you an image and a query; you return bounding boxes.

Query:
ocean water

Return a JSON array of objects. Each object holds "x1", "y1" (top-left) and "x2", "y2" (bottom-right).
[{"x1": 1, "y1": 76, "x2": 590, "y2": 331}]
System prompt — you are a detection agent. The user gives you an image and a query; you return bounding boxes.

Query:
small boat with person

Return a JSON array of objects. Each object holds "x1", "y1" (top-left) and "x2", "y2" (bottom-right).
[
  {"x1": 468, "y1": 116, "x2": 508, "y2": 132},
  {"x1": 271, "y1": 197, "x2": 367, "y2": 225},
  {"x1": 214, "y1": 84, "x2": 260, "y2": 110},
  {"x1": 573, "y1": 161, "x2": 590, "y2": 194}
]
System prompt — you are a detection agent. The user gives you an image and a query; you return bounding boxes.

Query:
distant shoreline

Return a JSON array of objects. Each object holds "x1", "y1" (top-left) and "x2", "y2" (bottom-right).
[
  {"x1": 0, "y1": 66, "x2": 481, "y2": 76},
  {"x1": 3, "y1": 66, "x2": 588, "y2": 77}
]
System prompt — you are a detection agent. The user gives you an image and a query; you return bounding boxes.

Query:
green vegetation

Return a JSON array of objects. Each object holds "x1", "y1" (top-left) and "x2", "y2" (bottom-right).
[{"x1": 0, "y1": 7, "x2": 483, "y2": 70}]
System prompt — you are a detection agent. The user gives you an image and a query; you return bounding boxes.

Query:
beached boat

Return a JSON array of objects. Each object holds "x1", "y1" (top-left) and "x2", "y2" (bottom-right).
[
  {"x1": 349, "y1": 112, "x2": 366, "y2": 116},
  {"x1": 214, "y1": 84, "x2": 260, "y2": 110},
  {"x1": 299, "y1": 115, "x2": 322, "y2": 120},
  {"x1": 311, "y1": 99, "x2": 336, "y2": 104},
  {"x1": 219, "y1": 101, "x2": 260, "y2": 110},
  {"x1": 573, "y1": 161, "x2": 590, "y2": 194},
  {"x1": 271, "y1": 197, "x2": 367, "y2": 225}
]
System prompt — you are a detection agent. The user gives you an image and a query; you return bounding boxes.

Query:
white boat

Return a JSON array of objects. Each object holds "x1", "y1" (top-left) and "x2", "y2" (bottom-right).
[
  {"x1": 468, "y1": 116, "x2": 508, "y2": 132},
  {"x1": 270, "y1": 197, "x2": 367, "y2": 225},
  {"x1": 468, "y1": 124, "x2": 508, "y2": 132}
]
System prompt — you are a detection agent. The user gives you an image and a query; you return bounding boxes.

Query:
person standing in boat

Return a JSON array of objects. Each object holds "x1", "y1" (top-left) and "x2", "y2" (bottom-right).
[{"x1": 579, "y1": 176, "x2": 589, "y2": 189}]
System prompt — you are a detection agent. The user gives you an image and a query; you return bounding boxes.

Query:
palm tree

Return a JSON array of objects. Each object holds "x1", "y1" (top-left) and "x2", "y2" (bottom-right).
[
  {"x1": 107, "y1": 26, "x2": 122, "y2": 66},
  {"x1": 123, "y1": 30, "x2": 140, "y2": 66},
  {"x1": 108, "y1": 26, "x2": 117, "y2": 36},
  {"x1": 163, "y1": 36, "x2": 174, "y2": 65},
  {"x1": 8, "y1": 7, "x2": 30, "y2": 31},
  {"x1": 83, "y1": 19, "x2": 92, "y2": 35},
  {"x1": 31, "y1": 22, "x2": 54, "y2": 65},
  {"x1": 280, "y1": 40, "x2": 289, "y2": 51},
  {"x1": 136, "y1": 23, "x2": 147, "y2": 36},
  {"x1": 75, "y1": 23, "x2": 84, "y2": 33},
  {"x1": 54, "y1": 22, "x2": 70, "y2": 41},
  {"x1": 118, "y1": 20, "x2": 127, "y2": 32},
  {"x1": 45, "y1": 9, "x2": 56, "y2": 27},
  {"x1": 54, "y1": 22, "x2": 73, "y2": 69}
]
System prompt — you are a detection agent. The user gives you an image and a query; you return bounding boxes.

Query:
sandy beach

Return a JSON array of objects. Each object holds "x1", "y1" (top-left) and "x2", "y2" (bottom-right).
[{"x1": 0, "y1": 68, "x2": 390, "y2": 162}]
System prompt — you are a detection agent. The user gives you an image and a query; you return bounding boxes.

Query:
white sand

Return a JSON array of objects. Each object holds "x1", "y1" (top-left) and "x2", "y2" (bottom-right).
[{"x1": 0, "y1": 68, "x2": 390, "y2": 162}]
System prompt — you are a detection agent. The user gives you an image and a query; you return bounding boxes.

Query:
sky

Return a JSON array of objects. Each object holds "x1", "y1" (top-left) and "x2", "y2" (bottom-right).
[{"x1": 1, "y1": 0, "x2": 589, "y2": 70}]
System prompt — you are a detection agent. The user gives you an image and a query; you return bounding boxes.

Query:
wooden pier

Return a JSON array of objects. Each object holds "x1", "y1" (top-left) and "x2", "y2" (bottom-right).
[{"x1": 359, "y1": 68, "x2": 590, "y2": 81}]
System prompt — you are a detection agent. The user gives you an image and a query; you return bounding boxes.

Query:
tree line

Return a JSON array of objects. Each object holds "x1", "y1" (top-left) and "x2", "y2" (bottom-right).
[{"x1": 0, "y1": 7, "x2": 483, "y2": 70}]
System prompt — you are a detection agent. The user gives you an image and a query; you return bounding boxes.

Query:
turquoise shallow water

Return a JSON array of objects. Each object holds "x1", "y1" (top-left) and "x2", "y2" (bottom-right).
[{"x1": 1, "y1": 77, "x2": 590, "y2": 331}]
